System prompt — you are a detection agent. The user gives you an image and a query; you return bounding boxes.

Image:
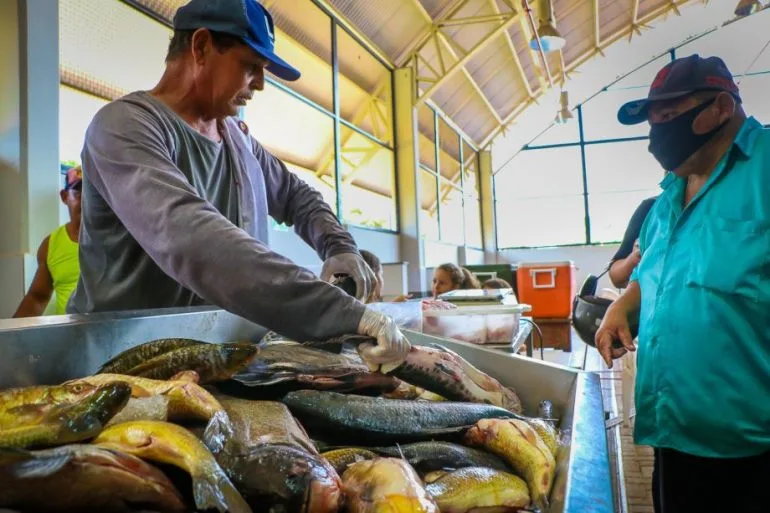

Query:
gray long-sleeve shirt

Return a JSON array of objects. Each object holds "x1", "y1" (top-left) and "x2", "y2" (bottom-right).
[{"x1": 68, "y1": 91, "x2": 366, "y2": 341}]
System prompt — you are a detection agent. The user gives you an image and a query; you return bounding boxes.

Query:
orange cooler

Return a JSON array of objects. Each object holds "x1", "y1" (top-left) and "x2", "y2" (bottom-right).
[{"x1": 516, "y1": 261, "x2": 576, "y2": 318}]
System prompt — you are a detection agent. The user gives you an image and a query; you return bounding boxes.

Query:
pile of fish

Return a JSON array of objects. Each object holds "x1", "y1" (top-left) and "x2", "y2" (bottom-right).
[{"x1": 0, "y1": 333, "x2": 562, "y2": 513}]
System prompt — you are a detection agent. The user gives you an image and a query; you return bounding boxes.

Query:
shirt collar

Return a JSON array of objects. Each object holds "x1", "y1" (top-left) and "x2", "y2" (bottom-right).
[{"x1": 731, "y1": 116, "x2": 762, "y2": 159}]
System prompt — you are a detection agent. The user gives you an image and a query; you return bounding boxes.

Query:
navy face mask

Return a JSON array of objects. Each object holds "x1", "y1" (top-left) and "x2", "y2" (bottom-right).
[{"x1": 648, "y1": 98, "x2": 728, "y2": 171}]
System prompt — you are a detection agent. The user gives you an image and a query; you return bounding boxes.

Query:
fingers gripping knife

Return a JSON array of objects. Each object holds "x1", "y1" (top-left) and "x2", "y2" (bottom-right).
[{"x1": 571, "y1": 272, "x2": 640, "y2": 349}]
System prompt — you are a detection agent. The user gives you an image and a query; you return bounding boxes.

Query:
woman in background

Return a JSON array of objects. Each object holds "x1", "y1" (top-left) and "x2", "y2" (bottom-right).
[
  {"x1": 431, "y1": 263, "x2": 480, "y2": 298},
  {"x1": 481, "y1": 278, "x2": 512, "y2": 290}
]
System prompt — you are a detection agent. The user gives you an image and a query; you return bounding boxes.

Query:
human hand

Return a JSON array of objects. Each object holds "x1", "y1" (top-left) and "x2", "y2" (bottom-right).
[
  {"x1": 321, "y1": 252, "x2": 376, "y2": 302},
  {"x1": 630, "y1": 239, "x2": 642, "y2": 263},
  {"x1": 391, "y1": 294, "x2": 413, "y2": 303},
  {"x1": 595, "y1": 303, "x2": 636, "y2": 368},
  {"x1": 356, "y1": 307, "x2": 411, "y2": 372}
]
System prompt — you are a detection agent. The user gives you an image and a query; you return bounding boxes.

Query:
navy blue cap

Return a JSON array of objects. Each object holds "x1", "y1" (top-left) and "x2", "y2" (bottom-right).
[
  {"x1": 173, "y1": 0, "x2": 300, "y2": 82},
  {"x1": 617, "y1": 54, "x2": 740, "y2": 125}
]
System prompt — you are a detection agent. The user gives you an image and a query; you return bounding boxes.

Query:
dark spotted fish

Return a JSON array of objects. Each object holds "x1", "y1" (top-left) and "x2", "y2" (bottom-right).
[
  {"x1": 282, "y1": 390, "x2": 521, "y2": 444},
  {"x1": 98, "y1": 338, "x2": 207, "y2": 374}
]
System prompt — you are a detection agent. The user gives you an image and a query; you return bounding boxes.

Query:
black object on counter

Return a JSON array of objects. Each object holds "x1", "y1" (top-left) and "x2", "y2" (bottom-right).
[{"x1": 572, "y1": 274, "x2": 639, "y2": 349}]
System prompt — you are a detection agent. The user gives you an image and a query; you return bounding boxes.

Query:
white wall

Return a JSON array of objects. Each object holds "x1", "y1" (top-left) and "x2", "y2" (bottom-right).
[{"x1": 268, "y1": 224, "x2": 401, "y2": 274}]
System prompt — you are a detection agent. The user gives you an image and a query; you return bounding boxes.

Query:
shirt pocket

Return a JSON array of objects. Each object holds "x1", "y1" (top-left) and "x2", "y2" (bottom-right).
[{"x1": 686, "y1": 217, "x2": 770, "y2": 301}]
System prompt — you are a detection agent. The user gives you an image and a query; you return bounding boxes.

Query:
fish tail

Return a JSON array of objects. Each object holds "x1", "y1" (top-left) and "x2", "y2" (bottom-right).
[{"x1": 193, "y1": 468, "x2": 252, "y2": 513}]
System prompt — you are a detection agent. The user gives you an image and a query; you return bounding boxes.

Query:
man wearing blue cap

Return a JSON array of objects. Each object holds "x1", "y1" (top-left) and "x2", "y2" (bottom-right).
[
  {"x1": 596, "y1": 54, "x2": 770, "y2": 512},
  {"x1": 69, "y1": 0, "x2": 409, "y2": 369}
]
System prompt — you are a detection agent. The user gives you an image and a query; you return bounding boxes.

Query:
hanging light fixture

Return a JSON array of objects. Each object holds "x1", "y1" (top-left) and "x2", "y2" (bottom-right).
[
  {"x1": 735, "y1": 0, "x2": 763, "y2": 16},
  {"x1": 529, "y1": 0, "x2": 566, "y2": 53},
  {"x1": 555, "y1": 90, "x2": 574, "y2": 124}
]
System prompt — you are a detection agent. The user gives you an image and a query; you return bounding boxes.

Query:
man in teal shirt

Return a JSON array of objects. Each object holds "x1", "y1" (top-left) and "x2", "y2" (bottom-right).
[{"x1": 596, "y1": 55, "x2": 769, "y2": 513}]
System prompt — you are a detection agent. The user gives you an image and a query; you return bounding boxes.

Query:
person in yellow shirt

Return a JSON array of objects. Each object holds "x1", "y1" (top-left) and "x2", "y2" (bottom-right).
[{"x1": 13, "y1": 166, "x2": 82, "y2": 317}]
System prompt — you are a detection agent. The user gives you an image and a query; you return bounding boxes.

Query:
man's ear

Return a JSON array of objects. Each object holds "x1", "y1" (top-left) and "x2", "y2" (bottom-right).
[
  {"x1": 714, "y1": 92, "x2": 737, "y2": 124},
  {"x1": 693, "y1": 92, "x2": 735, "y2": 134},
  {"x1": 190, "y1": 28, "x2": 211, "y2": 65}
]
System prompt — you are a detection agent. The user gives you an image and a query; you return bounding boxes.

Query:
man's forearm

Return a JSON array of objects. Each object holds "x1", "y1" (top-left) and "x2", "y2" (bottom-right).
[
  {"x1": 610, "y1": 280, "x2": 641, "y2": 316},
  {"x1": 13, "y1": 295, "x2": 49, "y2": 318}
]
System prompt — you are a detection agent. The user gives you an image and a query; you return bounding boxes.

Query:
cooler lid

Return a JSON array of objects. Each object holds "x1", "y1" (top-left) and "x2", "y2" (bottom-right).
[
  {"x1": 423, "y1": 303, "x2": 532, "y2": 316},
  {"x1": 516, "y1": 261, "x2": 575, "y2": 268}
]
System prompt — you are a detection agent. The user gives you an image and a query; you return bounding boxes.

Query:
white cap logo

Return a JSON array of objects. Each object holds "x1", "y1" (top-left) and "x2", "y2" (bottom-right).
[{"x1": 264, "y1": 15, "x2": 274, "y2": 43}]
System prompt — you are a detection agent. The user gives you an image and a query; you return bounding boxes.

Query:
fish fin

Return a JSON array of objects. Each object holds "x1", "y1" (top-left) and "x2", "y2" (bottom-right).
[
  {"x1": 378, "y1": 362, "x2": 403, "y2": 375},
  {"x1": 428, "y1": 343, "x2": 453, "y2": 354},
  {"x1": 170, "y1": 370, "x2": 200, "y2": 383},
  {"x1": 202, "y1": 410, "x2": 233, "y2": 455},
  {"x1": 11, "y1": 451, "x2": 72, "y2": 479},
  {"x1": 193, "y1": 469, "x2": 252, "y2": 513},
  {"x1": 395, "y1": 443, "x2": 406, "y2": 462}
]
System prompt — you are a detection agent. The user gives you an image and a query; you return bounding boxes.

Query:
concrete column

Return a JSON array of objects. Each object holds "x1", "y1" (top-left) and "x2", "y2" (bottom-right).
[
  {"x1": 0, "y1": 0, "x2": 60, "y2": 317},
  {"x1": 394, "y1": 66, "x2": 426, "y2": 294},
  {"x1": 478, "y1": 149, "x2": 497, "y2": 262}
]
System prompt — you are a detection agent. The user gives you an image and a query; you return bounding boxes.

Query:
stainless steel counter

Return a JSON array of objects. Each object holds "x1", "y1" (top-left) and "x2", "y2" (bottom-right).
[{"x1": 0, "y1": 307, "x2": 614, "y2": 512}]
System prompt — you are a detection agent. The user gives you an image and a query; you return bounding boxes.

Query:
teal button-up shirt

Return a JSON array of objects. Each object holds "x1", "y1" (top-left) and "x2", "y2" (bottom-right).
[{"x1": 631, "y1": 117, "x2": 770, "y2": 458}]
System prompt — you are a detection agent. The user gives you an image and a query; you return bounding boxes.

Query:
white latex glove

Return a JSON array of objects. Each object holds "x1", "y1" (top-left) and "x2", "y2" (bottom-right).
[
  {"x1": 356, "y1": 307, "x2": 411, "y2": 372},
  {"x1": 320, "y1": 252, "x2": 376, "y2": 302}
]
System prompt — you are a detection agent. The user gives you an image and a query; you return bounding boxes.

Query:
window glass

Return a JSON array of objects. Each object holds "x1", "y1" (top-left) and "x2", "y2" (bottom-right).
[
  {"x1": 581, "y1": 87, "x2": 651, "y2": 141},
  {"x1": 496, "y1": 195, "x2": 586, "y2": 248},
  {"x1": 338, "y1": 27, "x2": 393, "y2": 145},
  {"x1": 418, "y1": 104, "x2": 437, "y2": 170},
  {"x1": 59, "y1": 85, "x2": 108, "y2": 165},
  {"x1": 420, "y1": 168, "x2": 439, "y2": 240},
  {"x1": 438, "y1": 117, "x2": 461, "y2": 180},
  {"x1": 494, "y1": 146, "x2": 584, "y2": 199},
  {"x1": 60, "y1": 0, "x2": 170, "y2": 96},
  {"x1": 243, "y1": 82, "x2": 337, "y2": 214},
  {"x1": 584, "y1": 140, "x2": 663, "y2": 195},
  {"x1": 739, "y1": 73, "x2": 770, "y2": 124},
  {"x1": 439, "y1": 181, "x2": 464, "y2": 245},
  {"x1": 464, "y1": 198, "x2": 483, "y2": 248},
  {"x1": 267, "y1": 0, "x2": 333, "y2": 112},
  {"x1": 676, "y1": 9, "x2": 770, "y2": 80},
  {"x1": 528, "y1": 117, "x2": 580, "y2": 147},
  {"x1": 589, "y1": 191, "x2": 658, "y2": 244},
  {"x1": 339, "y1": 127, "x2": 396, "y2": 230},
  {"x1": 463, "y1": 142, "x2": 479, "y2": 197}
]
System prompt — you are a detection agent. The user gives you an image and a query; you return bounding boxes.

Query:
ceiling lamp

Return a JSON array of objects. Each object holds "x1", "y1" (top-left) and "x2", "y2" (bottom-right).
[
  {"x1": 734, "y1": 0, "x2": 762, "y2": 16},
  {"x1": 555, "y1": 90, "x2": 574, "y2": 124},
  {"x1": 529, "y1": 0, "x2": 566, "y2": 53}
]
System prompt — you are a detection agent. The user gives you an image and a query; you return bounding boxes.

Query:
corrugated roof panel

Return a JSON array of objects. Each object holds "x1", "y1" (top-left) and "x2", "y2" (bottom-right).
[
  {"x1": 419, "y1": 0, "x2": 458, "y2": 19},
  {"x1": 327, "y1": 0, "x2": 427, "y2": 61},
  {"x1": 432, "y1": 72, "x2": 478, "y2": 118},
  {"x1": 599, "y1": 0, "x2": 631, "y2": 41},
  {"x1": 559, "y1": 1, "x2": 593, "y2": 40},
  {"x1": 466, "y1": 37, "x2": 521, "y2": 113},
  {"x1": 454, "y1": 97, "x2": 500, "y2": 143},
  {"x1": 638, "y1": 0, "x2": 672, "y2": 19},
  {"x1": 441, "y1": 0, "x2": 500, "y2": 54},
  {"x1": 465, "y1": 34, "x2": 507, "y2": 76},
  {"x1": 132, "y1": 0, "x2": 183, "y2": 23},
  {"x1": 508, "y1": 23, "x2": 542, "y2": 92},
  {"x1": 492, "y1": 86, "x2": 530, "y2": 121}
]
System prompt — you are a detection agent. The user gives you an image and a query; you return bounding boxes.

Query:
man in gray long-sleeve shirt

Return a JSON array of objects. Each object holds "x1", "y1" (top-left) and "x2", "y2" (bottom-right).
[{"x1": 68, "y1": 0, "x2": 409, "y2": 368}]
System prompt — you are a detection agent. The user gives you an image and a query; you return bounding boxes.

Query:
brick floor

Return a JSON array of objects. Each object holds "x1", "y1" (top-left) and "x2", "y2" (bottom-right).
[{"x1": 615, "y1": 377, "x2": 655, "y2": 513}]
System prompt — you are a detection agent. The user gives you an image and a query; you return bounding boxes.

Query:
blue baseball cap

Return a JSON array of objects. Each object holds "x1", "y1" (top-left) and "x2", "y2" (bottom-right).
[
  {"x1": 173, "y1": 0, "x2": 301, "y2": 82},
  {"x1": 617, "y1": 54, "x2": 740, "y2": 125}
]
